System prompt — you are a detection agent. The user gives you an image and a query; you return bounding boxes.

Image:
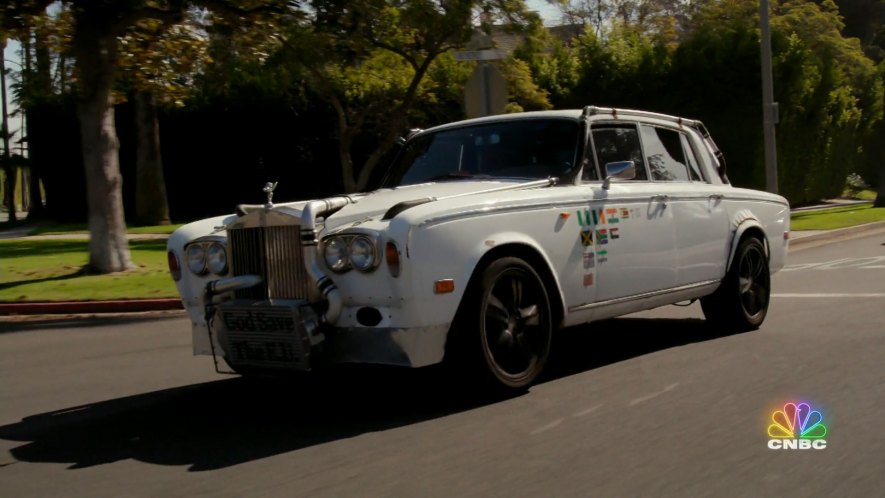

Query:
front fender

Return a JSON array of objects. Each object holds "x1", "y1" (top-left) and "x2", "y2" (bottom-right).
[
  {"x1": 407, "y1": 225, "x2": 566, "y2": 329},
  {"x1": 167, "y1": 214, "x2": 236, "y2": 325}
]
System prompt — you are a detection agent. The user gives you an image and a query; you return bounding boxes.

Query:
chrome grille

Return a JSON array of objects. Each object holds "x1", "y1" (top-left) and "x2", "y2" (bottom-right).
[{"x1": 228, "y1": 225, "x2": 312, "y2": 300}]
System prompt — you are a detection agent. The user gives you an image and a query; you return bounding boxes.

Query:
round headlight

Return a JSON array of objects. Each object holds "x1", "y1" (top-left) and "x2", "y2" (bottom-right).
[
  {"x1": 186, "y1": 244, "x2": 207, "y2": 275},
  {"x1": 324, "y1": 237, "x2": 349, "y2": 272},
  {"x1": 349, "y1": 236, "x2": 376, "y2": 272},
  {"x1": 207, "y1": 242, "x2": 228, "y2": 275}
]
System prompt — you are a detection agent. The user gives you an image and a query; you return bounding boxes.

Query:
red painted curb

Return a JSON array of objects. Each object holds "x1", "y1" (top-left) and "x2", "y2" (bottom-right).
[{"x1": 0, "y1": 298, "x2": 183, "y2": 315}]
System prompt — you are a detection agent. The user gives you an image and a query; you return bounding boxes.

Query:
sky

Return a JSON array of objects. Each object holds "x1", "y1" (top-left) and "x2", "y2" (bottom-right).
[{"x1": 527, "y1": 0, "x2": 564, "y2": 25}]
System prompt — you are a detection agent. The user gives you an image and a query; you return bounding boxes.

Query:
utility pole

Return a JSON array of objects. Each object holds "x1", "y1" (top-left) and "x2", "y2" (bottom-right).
[{"x1": 760, "y1": 0, "x2": 779, "y2": 194}]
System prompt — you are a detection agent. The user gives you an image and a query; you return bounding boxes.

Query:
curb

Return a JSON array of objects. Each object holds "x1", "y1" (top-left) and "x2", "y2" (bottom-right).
[
  {"x1": 0, "y1": 298, "x2": 183, "y2": 316},
  {"x1": 790, "y1": 220, "x2": 885, "y2": 249},
  {"x1": 791, "y1": 200, "x2": 873, "y2": 212}
]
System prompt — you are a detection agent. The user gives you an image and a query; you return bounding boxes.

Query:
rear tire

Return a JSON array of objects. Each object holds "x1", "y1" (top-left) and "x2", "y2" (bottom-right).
[
  {"x1": 701, "y1": 237, "x2": 770, "y2": 331},
  {"x1": 446, "y1": 257, "x2": 553, "y2": 391}
]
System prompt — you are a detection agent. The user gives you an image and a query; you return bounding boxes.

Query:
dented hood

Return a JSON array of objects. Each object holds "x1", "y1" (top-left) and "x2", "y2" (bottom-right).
[{"x1": 319, "y1": 179, "x2": 537, "y2": 228}]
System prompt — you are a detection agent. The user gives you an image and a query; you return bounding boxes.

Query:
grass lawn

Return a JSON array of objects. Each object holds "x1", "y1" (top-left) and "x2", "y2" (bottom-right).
[
  {"x1": 29, "y1": 223, "x2": 184, "y2": 235},
  {"x1": 0, "y1": 239, "x2": 178, "y2": 302},
  {"x1": 791, "y1": 204, "x2": 885, "y2": 231}
]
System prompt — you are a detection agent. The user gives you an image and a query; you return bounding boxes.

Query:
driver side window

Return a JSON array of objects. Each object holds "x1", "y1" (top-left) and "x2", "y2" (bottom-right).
[{"x1": 587, "y1": 124, "x2": 648, "y2": 181}]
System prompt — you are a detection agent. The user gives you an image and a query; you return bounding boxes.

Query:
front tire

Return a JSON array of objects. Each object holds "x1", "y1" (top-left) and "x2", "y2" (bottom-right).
[
  {"x1": 701, "y1": 237, "x2": 770, "y2": 330},
  {"x1": 449, "y1": 257, "x2": 553, "y2": 391}
]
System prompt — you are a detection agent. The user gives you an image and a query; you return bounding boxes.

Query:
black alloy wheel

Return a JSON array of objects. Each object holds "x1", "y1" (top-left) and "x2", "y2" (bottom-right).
[
  {"x1": 737, "y1": 239, "x2": 770, "y2": 320},
  {"x1": 476, "y1": 257, "x2": 553, "y2": 389},
  {"x1": 701, "y1": 237, "x2": 770, "y2": 330}
]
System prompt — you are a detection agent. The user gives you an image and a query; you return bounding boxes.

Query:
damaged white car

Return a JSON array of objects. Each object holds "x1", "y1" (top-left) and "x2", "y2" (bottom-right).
[{"x1": 167, "y1": 106, "x2": 790, "y2": 389}]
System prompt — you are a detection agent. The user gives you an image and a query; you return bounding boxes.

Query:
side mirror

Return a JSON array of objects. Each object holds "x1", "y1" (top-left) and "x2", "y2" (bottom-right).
[{"x1": 602, "y1": 161, "x2": 636, "y2": 190}]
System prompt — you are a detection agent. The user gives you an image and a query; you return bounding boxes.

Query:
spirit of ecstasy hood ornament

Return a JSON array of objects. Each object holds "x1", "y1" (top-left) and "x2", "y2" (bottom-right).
[{"x1": 263, "y1": 181, "x2": 278, "y2": 208}]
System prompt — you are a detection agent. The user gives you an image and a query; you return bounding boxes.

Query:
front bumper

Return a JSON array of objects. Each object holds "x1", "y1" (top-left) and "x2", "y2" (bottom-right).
[{"x1": 203, "y1": 299, "x2": 450, "y2": 371}]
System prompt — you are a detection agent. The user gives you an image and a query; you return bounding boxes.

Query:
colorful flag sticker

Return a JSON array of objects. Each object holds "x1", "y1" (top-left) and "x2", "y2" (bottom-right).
[
  {"x1": 597, "y1": 249, "x2": 608, "y2": 263},
  {"x1": 596, "y1": 228, "x2": 608, "y2": 245},
  {"x1": 583, "y1": 273, "x2": 594, "y2": 287},
  {"x1": 620, "y1": 207, "x2": 630, "y2": 219},
  {"x1": 577, "y1": 209, "x2": 595, "y2": 227},
  {"x1": 580, "y1": 229, "x2": 593, "y2": 246},
  {"x1": 583, "y1": 252, "x2": 595, "y2": 269},
  {"x1": 606, "y1": 208, "x2": 620, "y2": 224},
  {"x1": 610, "y1": 227, "x2": 620, "y2": 239}
]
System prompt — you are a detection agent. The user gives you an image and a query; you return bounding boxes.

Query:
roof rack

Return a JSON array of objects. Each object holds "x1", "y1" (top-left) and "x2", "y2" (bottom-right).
[{"x1": 581, "y1": 105, "x2": 700, "y2": 127}]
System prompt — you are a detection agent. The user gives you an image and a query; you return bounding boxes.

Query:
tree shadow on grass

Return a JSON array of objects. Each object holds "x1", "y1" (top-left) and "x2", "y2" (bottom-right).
[
  {"x1": 0, "y1": 266, "x2": 92, "y2": 291},
  {"x1": 0, "y1": 240, "x2": 91, "y2": 257},
  {"x1": 0, "y1": 316, "x2": 749, "y2": 472},
  {"x1": 0, "y1": 239, "x2": 167, "y2": 258}
]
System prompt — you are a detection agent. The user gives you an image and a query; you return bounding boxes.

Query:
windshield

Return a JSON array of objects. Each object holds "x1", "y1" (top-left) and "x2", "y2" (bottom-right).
[{"x1": 383, "y1": 118, "x2": 581, "y2": 187}]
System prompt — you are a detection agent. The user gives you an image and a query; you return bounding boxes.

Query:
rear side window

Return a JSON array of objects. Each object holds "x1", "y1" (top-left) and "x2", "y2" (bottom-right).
[
  {"x1": 589, "y1": 125, "x2": 648, "y2": 181},
  {"x1": 640, "y1": 125, "x2": 690, "y2": 182}
]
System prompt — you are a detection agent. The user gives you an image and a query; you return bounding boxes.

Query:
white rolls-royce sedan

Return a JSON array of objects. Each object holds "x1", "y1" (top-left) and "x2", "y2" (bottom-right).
[{"x1": 167, "y1": 106, "x2": 790, "y2": 390}]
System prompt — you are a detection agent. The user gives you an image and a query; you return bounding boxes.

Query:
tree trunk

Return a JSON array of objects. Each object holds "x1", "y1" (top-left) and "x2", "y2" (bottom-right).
[
  {"x1": 73, "y1": 21, "x2": 133, "y2": 273},
  {"x1": 19, "y1": 166, "x2": 29, "y2": 212},
  {"x1": 134, "y1": 90, "x2": 170, "y2": 225},
  {"x1": 0, "y1": 38, "x2": 16, "y2": 222},
  {"x1": 26, "y1": 24, "x2": 51, "y2": 219},
  {"x1": 875, "y1": 161, "x2": 885, "y2": 208}
]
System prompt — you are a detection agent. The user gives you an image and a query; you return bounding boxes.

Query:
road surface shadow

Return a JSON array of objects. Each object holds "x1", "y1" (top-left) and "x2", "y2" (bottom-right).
[
  {"x1": 0, "y1": 316, "x2": 747, "y2": 471},
  {"x1": 543, "y1": 317, "x2": 746, "y2": 381}
]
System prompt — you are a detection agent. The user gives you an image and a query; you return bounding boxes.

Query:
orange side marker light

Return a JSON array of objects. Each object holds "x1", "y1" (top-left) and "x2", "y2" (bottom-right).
[{"x1": 434, "y1": 279, "x2": 455, "y2": 294}]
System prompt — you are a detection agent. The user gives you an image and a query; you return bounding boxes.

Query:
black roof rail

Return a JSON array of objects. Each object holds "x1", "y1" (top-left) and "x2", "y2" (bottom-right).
[{"x1": 692, "y1": 122, "x2": 729, "y2": 184}]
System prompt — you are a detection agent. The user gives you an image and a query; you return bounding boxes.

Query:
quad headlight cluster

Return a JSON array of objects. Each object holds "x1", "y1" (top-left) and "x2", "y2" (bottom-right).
[
  {"x1": 184, "y1": 240, "x2": 229, "y2": 276},
  {"x1": 323, "y1": 233, "x2": 381, "y2": 273}
]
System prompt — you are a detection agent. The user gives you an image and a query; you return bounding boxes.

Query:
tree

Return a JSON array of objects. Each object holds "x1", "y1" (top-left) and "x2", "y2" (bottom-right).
[
  {"x1": 0, "y1": 36, "x2": 16, "y2": 222},
  {"x1": 118, "y1": 15, "x2": 209, "y2": 225},
  {"x1": 279, "y1": 0, "x2": 538, "y2": 193},
  {"x1": 555, "y1": 0, "x2": 695, "y2": 44},
  {"x1": 10, "y1": 7, "x2": 73, "y2": 221},
  {"x1": 2, "y1": 0, "x2": 283, "y2": 273}
]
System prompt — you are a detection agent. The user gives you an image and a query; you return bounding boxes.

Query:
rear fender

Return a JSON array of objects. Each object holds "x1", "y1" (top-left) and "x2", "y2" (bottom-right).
[{"x1": 726, "y1": 213, "x2": 768, "y2": 273}]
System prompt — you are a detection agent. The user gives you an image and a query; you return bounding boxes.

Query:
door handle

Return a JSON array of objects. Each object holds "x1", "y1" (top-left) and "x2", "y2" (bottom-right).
[
  {"x1": 708, "y1": 194, "x2": 724, "y2": 201},
  {"x1": 651, "y1": 194, "x2": 670, "y2": 203}
]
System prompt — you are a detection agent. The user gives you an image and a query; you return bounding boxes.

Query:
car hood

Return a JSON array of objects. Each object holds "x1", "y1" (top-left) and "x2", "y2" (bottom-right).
[{"x1": 320, "y1": 179, "x2": 537, "y2": 229}]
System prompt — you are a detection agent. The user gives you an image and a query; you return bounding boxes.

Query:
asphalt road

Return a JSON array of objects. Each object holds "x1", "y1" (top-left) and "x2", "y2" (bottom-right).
[{"x1": 1, "y1": 233, "x2": 884, "y2": 497}]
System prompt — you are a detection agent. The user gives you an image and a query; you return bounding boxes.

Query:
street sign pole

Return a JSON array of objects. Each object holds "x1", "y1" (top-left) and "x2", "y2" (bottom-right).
[{"x1": 458, "y1": 48, "x2": 507, "y2": 119}]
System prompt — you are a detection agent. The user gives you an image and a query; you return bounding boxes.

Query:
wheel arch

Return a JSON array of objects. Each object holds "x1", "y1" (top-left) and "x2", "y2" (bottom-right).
[
  {"x1": 462, "y1": 243, "x2": 567, "y2": 329},
  {"x1": 727, "y1": 218, "x2": 769, "y2": 273}
]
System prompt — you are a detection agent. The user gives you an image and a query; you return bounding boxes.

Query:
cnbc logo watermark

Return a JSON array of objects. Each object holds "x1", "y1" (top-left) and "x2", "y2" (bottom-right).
[{"x1": 767, "y1": 402, "x2": 828, "y2": 450}]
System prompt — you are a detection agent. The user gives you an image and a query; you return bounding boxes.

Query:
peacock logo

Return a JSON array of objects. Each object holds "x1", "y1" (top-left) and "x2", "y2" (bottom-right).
[{"x1": 767, "y1": 402, "x2": 828, "y2": 449}]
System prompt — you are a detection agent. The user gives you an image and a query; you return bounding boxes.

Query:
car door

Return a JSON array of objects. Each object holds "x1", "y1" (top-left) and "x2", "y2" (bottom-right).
[
  {"x1": 636, "y1": 124, "x2": 730, "y2": 285},
  {"x1": 583, "y1": 122, "x2": 678, "y2": 302}
]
